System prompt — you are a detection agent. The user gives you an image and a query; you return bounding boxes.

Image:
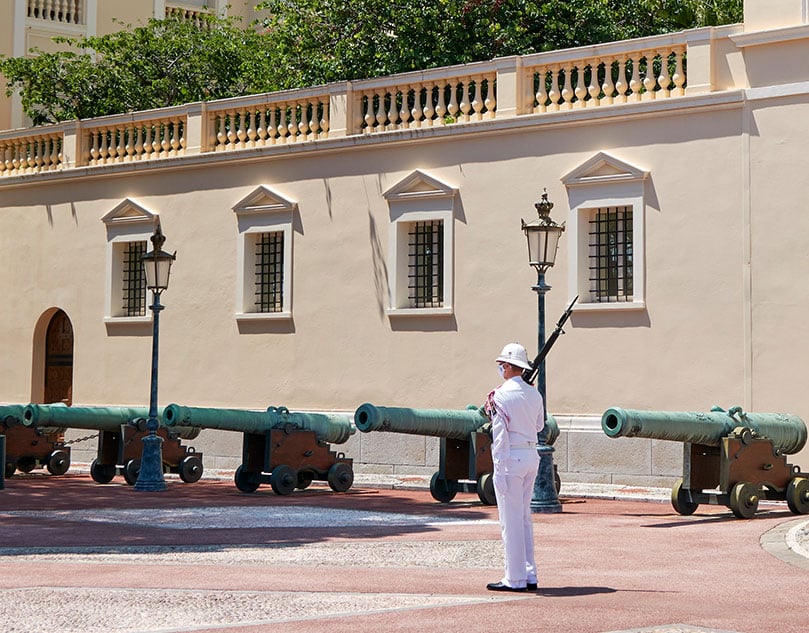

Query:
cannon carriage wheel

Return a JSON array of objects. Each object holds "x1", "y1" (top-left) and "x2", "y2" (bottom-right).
[
  {"x1": 270, "y1": 464, "x2": 297, "y2": 495},
  {"x1": 178, "y1": 455, "x2": 203, "y2": 483},
  {"x1": 729, "y1": 482, "x2": 760, "y2": 519},
  {"x1": 90, "y1": 459, "x2": 116, "y2": 484},
  {"x1": 234, "y1": 465, "x2": 261, "y2": 493},
  {"x1": 122, "y1": 459, "x2": 141, "y2": 486},
  {"x1": 477, "y1": 472, "x2": 497, "y2": 505},
  {"x1": 16, "y1": 456, "x2": 37, "y2": 473},
  {"x1": 46, "y1": 449, "x2": 70, "y2": 475},
  {"x1": 671, "y1": 478, "x2": 699, "y2": 516},
  {"x1": 786, "y1": 477, "x2": 809, "y2": 514},
  {"x1": 296, "y1": 470, "x2": 314, "y2": 490},
  {"x1": 327, "y1": 462, "x2": 354, "y2": 492},
  {"x1": 5, "y1": 461, "x2": 16, "y2": 478},
  {"x1": 429, "y1": 472, "x2": 458, "y2": 503}
]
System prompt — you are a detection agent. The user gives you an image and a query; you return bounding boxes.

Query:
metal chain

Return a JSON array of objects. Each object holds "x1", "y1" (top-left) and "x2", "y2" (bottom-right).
[{"x1": 62, "y1": 432, "x2": 99, "y2": 446}]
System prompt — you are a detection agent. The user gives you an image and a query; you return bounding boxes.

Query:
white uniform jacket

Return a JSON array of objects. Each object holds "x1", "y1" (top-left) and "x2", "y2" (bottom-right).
[{"x1": 488, "y1": 376, "x2": 544, "y2": 467}]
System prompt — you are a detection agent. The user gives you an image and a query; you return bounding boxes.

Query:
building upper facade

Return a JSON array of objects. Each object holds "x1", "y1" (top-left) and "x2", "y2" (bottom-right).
[
  {"x1": 3, "y1": 0, "x2": 809, "y2": 471},
  {"x1": 0, "y1": 0, "x2": 270, "y2": 131}
]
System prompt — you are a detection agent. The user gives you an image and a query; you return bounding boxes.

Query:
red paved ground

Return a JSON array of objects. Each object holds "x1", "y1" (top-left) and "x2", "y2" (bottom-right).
[{"x1": 1, "y1": 473, "x2": 808, "y2": 633}]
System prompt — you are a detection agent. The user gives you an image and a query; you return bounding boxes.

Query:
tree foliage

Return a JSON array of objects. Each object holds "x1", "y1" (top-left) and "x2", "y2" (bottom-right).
[
  {"x1": 0, "y1": 15, "x2": 277, "y2": 125},
  {"x1": 1, "y1": 0, "x2": 743, "y2": 125}
]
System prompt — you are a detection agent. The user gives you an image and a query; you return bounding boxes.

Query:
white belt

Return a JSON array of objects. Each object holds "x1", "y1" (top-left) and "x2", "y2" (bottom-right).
[{"x1": 510, "y1": 443, "x2": 536, "y2": 449}]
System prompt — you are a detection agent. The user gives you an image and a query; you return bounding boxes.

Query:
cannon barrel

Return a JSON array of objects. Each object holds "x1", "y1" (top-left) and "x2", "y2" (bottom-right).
[
  {"x1": 22, "y1": 404, "x2": 201, "y2": 440},
  {"x1": 163, "y1": 404, "x2": 355, "y2": 445},
  {"x1": 354, "y1": 403, "x2": 559, "y2": 445},
  {"x1": 601, "y1": 406, "x2": 807, "y2": 455},
  {"x1": 1, "y1": 404, "x2": 26, "y2": 426}
]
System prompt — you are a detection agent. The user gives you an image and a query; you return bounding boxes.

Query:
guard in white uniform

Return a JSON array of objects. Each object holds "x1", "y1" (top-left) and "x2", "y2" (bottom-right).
[{"x1": 484, "y1": 343, "x2": 543, "y2": 593}]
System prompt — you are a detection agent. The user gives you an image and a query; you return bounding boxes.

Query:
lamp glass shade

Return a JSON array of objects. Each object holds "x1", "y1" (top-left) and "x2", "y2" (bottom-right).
[
  {"x1": 524, "y1": 222, "x2": 564, "y2": 270},
  {"x1": 142, "y1": 249, "x2": 174, "y2": 291}
]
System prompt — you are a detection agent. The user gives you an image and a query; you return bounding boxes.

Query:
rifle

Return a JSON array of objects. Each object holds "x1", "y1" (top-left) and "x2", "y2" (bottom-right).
[{"x1": 521, "y1": 295, "x2": 578, "y2": 385}]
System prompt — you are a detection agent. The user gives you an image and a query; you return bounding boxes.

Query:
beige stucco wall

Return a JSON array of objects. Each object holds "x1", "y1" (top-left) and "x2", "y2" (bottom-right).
[{"x1": 3, "y1": 0, "x2": 809, "y2": 488}]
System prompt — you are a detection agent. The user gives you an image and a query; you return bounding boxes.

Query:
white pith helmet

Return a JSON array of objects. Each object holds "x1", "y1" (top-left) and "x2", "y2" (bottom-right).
[{"x1": 495, "y1": 343, "x2": 533, "y2": 370}]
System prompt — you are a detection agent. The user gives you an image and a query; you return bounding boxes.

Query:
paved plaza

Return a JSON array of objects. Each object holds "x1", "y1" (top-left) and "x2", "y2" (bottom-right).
[{"x1": 1, "y1": 471, "x2": 807, "y2": 633}]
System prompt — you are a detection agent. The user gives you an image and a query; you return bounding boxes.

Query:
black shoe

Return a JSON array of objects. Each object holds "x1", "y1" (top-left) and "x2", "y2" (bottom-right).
[
  {"x1": 486, "y1": 582, "x2": 526, "y2": 593},
  {"x1": 527, "y1": 582, "x2": 538, "y2": 590}
]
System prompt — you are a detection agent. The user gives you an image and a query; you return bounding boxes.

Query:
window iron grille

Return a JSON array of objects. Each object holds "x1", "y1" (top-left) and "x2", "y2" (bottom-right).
[
  {"x1": 122, "y1": 241, "x2": 147, "y2": 316},
  {"x1": 588, "y1": 206, "x2": 633, "y2": 302},
  {"x1": 255, "y1": 231, "x2": 284, "y2": 312},
  {"x1": 407, "y1": 220, "x2": 443, "y2": 308}
]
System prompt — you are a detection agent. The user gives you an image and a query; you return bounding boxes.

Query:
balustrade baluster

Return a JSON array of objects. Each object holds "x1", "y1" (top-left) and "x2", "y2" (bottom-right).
[
  {"x1": 288, "y1": 103, "x2": 300, "y2": 142},
  {"x1": 320, "y1": 103, "x2": 330, "y2": 137},
  {"x1": 643, "y1": 52, "x2": 658, "y2": 100},
  {"x1": 399, "y1": 88, "x2": 412, "y2": 128},
  {"x1": 574, "y1": 65, "x2": 587, "y2": 107},
  {"x1": 535, "y1": 69, "x2": 548, "y2": 113},
  {"x1": 144, "y1": 125, "x2": 154, "y2": 158},
  {"x1": 484, "y1": 75, "x2": 496, "y2": 118},
  {"x1": 257, "y1": 110, "x2": 267, "y2": 145},
  {"x1": 423, "y1": 84, "x2": 436, "y2": 126},
  {"x1": 587, "y1": 62, "x2": 601, "y2": 107},
  {"x1": 673, "y1": 48, "x2": 686, "y2": 95},
  {"x1": 268, "y1": 107, "x2": 278, "y2": 143},
  {"x1": 308, "y1": 100, "x2": 319, "y2": 138},
  {"x1": 411, "y1": 85, "x2": 423, "y2": 128},
  {"x1": 298, "y1": 102, "x2": 310, "y2": 139},
  {"x1": 602, "y1": 58, "x2": 616, "y2": 104},
  {"x1": 615, "y1": 57, "x2": 628, "y2": 103},
  {"x1": 447, "y1": 82, "x2": 459, "y2": 122},
  {"x1": 236, "y1": 111, "x2": 247, "y2": 147},
  {"x1": 227, "y1": 111, "x2": 237, "y2": 147},
  {"x1": 247, "y1": 111, "x2": 257, "y2": 147},
  {"x1": 277, "y1": 106, "x2": 289, "y2": 143},
  {"x1": 561, "y1": 66, "x2": 574, "y2": 109},
  {"x1": 547, "y1": 67, "x2": 561, "y2": 111},
  {"x1": 470, "y1": 76, "x2": 483, "y2": 120},
  {"x1": 629, "y1": 55, "x2": 641, "y2": 101},
  {"x1": 43, "y1": 0, "x2": 53, "y2": 20},
  {"x1": 459, "y1": 78, "x2": 471, "y2": 121},
  {"x1": 658, "y1": 51, "x2": 671, "y2": 98},
  {"x1": 387, "y1": 90, "x2": 400, "y2": 130},
  {"x1": 171, "y1": 119, "x2": 181, "y2": 154}
]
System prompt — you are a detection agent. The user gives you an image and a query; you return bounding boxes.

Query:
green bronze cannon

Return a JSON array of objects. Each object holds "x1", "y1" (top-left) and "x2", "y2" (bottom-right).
[
  {"x1": 354, "y1": 402, "x2": 559, "y2": 505},
  {"x1": 163, "y1": 403, "x2": 355, "y2": 495},
  {"x1": 1, "y1": 404, "x2": 70, "y2": 478},
  {"x1": 602, "y1": 406, "x2": 809, "y2": 518},
  {"x1": 22, "y1": 403, "x2": 203, "y2": 485}
]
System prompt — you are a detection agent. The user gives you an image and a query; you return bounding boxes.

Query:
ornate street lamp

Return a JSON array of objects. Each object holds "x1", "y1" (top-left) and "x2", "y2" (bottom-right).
[
  {"x1": 521, "y1": 188, "x2": 564, "y2": 513},
  {"x1": 134, "y1": 220, "x2": 176, "y2": 492}
]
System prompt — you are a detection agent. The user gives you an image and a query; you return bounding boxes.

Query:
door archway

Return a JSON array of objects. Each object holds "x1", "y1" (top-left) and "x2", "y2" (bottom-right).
[{"x1": 43, "y1": 310, "x2": 73, "y2": 405}]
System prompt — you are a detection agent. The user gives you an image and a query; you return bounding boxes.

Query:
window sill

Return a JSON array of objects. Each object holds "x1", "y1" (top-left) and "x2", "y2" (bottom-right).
[
  {"x1": 573, "y1": 300, "x2": 646, "y2": 312},
  {"x1": 103, "y1": 316, "x2": 152, "y2": 325},
  {"x1": 386, "y1": 306, "x2": 454, "y2": 317},
  {"x1": 236, "y1": 311, "x2": 293, "y2": 322}
]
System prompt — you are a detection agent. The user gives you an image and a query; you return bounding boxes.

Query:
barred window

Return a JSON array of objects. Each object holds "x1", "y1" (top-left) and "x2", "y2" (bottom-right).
[
  {"x1": 408, "y1": 220, "x2": 443, "y2": 308},
  {"x1": 589, "y1": 207, "x2": 633, "y2": 302},
  {"x1": 254, "y1": 231, "x2": 284, "y2": 312},
  {"x1": 121, "y1": 241, "x2": 147, "y2": 316}
]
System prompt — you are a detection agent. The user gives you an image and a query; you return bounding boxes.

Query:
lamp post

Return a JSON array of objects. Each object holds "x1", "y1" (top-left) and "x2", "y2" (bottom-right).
[
  {"x1": 521, "y1": 188, "x2": 564, "y2": 513},
  {"x1": 134, "y1": 220, "x2": 176, "y2": 492}
]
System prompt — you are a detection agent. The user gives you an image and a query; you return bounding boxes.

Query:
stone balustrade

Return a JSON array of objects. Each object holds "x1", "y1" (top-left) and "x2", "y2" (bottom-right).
[
  {"x1": 0, "y1": 26, "x2": 734, "y2": 178},
  {"x1": 27, "y1": 0, "x2": 82, "y2": 24},
  {"x1": 523, "y1": 39, "x2": 688, "y2": 112},
  {"x1": 81, "y1": 109, "x2": 189, "y2": 166},
  {"x1": 0, "y1": 128, "x2": 64, "y2": 176},
  {"x1": 206, "y1": 88, "x2": 331, "y2": 151}
]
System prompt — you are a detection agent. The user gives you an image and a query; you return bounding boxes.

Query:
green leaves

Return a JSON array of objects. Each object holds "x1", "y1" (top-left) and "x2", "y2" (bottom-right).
[{"x1": 1, "y1": 1, "x2": 742, "y2": 125}]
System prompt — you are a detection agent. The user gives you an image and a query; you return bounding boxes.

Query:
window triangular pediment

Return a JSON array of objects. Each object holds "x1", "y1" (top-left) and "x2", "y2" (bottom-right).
[
  {"x1": 562, "y1": 152, "x2": 648, "y2": 187},
  {"x1": 233, "y1": 185, "x2": 297, "y2": 215},
  {"x1": 384, "y1": 170, "x2": 457, "y2": 201},
  {"x1": 101, "y1": 198, "x2": 157, "y2": 226}
]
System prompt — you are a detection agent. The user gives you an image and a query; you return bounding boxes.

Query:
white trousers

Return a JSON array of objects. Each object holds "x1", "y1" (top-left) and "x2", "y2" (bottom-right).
[{"x1": 493, "y1": 448, "x2": 540, "y2": 588}]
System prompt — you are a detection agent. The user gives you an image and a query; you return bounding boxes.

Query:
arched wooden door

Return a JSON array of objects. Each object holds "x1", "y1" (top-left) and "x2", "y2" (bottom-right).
[{"x1": 44, "y1": 310, "x2": 73, "y2": 405}]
